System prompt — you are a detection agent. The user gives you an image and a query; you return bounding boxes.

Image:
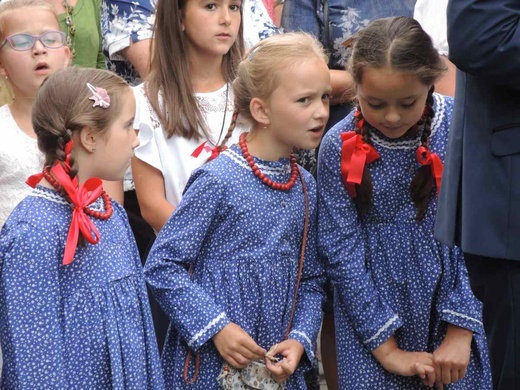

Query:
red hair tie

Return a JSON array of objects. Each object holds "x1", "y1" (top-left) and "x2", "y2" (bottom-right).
[
  {"x1": 354, "y1": 109, "x2": 365, "y2": 130},
  {"x1": 416, "y1": 145, "x2": 443, "y2": 195},
  {"x1": 340, "y1": 132, "x2": 380, "y2": 198}
]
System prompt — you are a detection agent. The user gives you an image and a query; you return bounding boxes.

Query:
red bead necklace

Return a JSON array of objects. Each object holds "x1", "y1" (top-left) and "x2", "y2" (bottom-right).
[
  {"x1": 239, "y1": 133, "x2": 298, "y2": 191},
  {"x1": 42, "y1": 167, "x2": 113, "y2": 220}
]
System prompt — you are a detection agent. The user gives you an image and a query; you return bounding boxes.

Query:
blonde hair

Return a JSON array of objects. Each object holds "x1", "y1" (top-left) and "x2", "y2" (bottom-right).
[
  {"x1": 32, "y1": 67, "x2": 130, "y2": 181},
  {"x1": 0, "y1": 0, "x2": 56, "y2": 37},
  {"x1": 233, "y1": 32, "x2": 328, "y2": 124}
]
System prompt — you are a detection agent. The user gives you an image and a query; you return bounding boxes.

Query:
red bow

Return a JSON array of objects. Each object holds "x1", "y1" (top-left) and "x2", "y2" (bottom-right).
[
  {"x1": 416, "y1": 146, "x2": 443, "y2": 195},
  {"x1": 52, "y1": 163, "x2": 103, "y2": 265},
  {"x1": 340, "y1": 132, "x2": 380, "y2": 198},
  {"x1": 27, "y1": 163, "x2": 104, "y2": 266}
]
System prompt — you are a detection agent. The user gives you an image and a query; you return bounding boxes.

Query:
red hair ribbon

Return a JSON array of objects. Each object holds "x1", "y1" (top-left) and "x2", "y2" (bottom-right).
[
  {"x1": 340, "y1": 132, "x2": 380, "y2": 198},
  {"x1": 354, "y1": 109, "x2": 365, "y2": 130},
  {"x1": 416, "y1": 145, "x2": 443, "y2": 195},
  {"x1": 26, "y1": 140, "x2": 105, "y2": 265}
]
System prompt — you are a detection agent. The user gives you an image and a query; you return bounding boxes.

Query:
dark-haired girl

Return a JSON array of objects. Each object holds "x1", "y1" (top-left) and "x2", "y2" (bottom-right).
[{"x1": 317, "y1": 16, "x2": 491, "y2": 389}]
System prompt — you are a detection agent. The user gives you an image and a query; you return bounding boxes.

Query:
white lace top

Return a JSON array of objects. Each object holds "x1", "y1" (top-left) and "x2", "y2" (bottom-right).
[
  {"x1": 0, "y1": 105, "x2": 44, "y2": 228},
  {"x1": 132, "y1": 83, "x2": 250, "y2": 207}
]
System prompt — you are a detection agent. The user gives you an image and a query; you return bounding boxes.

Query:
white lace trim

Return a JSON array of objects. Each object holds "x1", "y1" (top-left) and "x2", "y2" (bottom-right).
[
  {"x1": 188, "y1": 312, "x2": 227, "y2": 347},
  {"x1": 289, "y1": 330, "x2": 314, "y2": 359},
  {"x1": 442, "y1": 309, "x2": 483, "y2": 325},
  {"x1": 30, "y1": 188, "x2": 69, "y2": 205},
  {"x1": 224, "y1": 148, "x2": 292, "y2": 175},
  {"x1": 30, "y1": 188, "x2": 105, "y2": 211},
  {"x1": 363, "y1": 315, "x2": 399, "y2": 344},
  {"x1": 196, "y1": 84, "x2": 233, "y2": 114},
  {"x1": 369, "y1": 93, "x2": 446, "y2": 150}
]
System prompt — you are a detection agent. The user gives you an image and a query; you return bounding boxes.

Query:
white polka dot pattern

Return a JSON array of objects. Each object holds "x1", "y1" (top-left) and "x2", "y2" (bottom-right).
[
  {"x1": 0, "y1": 187, "x2": 164, "y2": 389},
  {"x1": 317, "y1": 94, "x2": 492, "y2": 388},
  {"x1": 144, "y1": 145, "x2": 325, "y2": 389}
]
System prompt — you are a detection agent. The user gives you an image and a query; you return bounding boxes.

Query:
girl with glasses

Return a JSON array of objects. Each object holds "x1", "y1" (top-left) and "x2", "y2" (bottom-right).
[{"x1": 0, "y1": 0, "x2": 70, "y2": 228}]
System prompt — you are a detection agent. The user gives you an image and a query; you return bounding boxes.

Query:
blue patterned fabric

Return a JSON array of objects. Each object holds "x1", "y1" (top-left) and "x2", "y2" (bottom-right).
[
  {"x1": 317, "y1": 94, "x2": 492, "y2": 388},
  {"x1": 0, "y1": 187, "x2": 164, "y2": 389},
  {"x1": 144, "y1": 145, "x2": 325, "y2": 389},
  {"x1": 101, "y1": 0, "x2": 156, "y2": 85}
]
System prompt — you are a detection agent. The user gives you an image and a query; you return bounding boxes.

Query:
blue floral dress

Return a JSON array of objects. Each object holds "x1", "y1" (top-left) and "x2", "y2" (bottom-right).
[
  {"x1": 101, "y1": 0, "x2": 156, "y2": 85},
  {"x1": 317, "y1": 94, "x2": 492, "y2": 389},
  {"x1": 144, "y1": 145, "x2": 325, "y2": 389},
  {"x1": 0, "y1": 187, "x2": 164, "y2": 389}
]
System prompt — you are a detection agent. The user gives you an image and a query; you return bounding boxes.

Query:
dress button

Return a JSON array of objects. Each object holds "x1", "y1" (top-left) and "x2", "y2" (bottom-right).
[{"x1": 281, "y1": 201, "x2": 287, "y2": 208}]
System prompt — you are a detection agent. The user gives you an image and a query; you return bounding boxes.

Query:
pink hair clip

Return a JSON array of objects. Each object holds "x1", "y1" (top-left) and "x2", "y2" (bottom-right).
[{"x1": 86, "y1": 83, "x2": 110, "y2": 108}]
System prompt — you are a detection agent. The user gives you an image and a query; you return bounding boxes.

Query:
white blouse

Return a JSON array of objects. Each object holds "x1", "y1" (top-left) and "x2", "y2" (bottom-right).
[
  {"x1": 133, "y1": 84, "x2": 249, "y2": 208},
  {"x1": 414, "y1": 0, "x2": 449, "y2": 56},
  {"x1": 0, "y1": 105, "x2": 44, "y2": 228}
]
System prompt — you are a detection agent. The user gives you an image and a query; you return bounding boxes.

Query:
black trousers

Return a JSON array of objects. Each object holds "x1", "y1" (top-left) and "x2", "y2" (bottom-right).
[
  {"x1": 464, "y1": 253, "x2": 520, "y2": 390},
  {"x1": 124, "y1": 190, "x2": 170, "y2": 353}
]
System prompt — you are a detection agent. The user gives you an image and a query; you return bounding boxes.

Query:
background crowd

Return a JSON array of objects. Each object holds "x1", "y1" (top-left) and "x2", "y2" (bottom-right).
[{"x1": 0, "y1": 0, "x2": 518, "y2": 389}]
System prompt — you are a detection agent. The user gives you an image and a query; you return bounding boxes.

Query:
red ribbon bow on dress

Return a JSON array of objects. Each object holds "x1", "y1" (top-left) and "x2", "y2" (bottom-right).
[
  {"x1": 26, "y1": 141, "x2": 105, "y2": 265},
  {"x1": 340, "y1": 132, "x2": 380, "y2": 198},
  {"x1": 416, "y1": 146, "x2": 443, "y2": 195}
]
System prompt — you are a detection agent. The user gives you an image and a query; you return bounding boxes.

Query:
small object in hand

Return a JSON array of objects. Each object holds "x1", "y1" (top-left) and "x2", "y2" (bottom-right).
[{"x1": 265, "y1": 344, "x2": 280, "y2": 362}]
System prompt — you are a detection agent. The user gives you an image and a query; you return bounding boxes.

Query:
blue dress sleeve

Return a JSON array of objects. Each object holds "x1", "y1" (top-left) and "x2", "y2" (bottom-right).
[
  {"x1": 144, "y1": 169, "x2": 230, "y2": 351},
  {"x1": 435, "y1": 246, "x2": 485, "y2": 334},
  {"x1": 288, "y1": 175, "x2": 326, "y2": 366},
  {"x1": 317, "y1": 126, "x2": 403, "y2": 351},
  {"x1": 0, "y1": 221, "x2": 66, "y2": 388}
]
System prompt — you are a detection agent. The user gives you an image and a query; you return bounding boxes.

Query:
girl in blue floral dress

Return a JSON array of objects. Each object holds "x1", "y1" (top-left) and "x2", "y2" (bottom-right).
[
  {"x1": 144, "y1": 32, "x2": 330, "y2": 389},
  {"x1": 0, "y1": 67, "x2": 164, "y2": 389},
  {"x1": 317, "y1": 17, "x2": 492, "y2": 389}
]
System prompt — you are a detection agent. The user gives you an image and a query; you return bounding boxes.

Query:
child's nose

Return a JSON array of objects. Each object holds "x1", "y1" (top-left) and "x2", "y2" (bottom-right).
[{"x1": 384, "y1": 110, "x2": 401, "y2": 123}]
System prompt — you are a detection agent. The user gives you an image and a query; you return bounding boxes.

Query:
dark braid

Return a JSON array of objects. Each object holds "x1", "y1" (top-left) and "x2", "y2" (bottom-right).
[
  {"x1": 410, "y1": 86, "x2": 435, "y2": 221},
  {"x1": 204, "y1": 111, "x2": 239, "y2": 164},
  {"x1": 352, "y1": 105, "x2": 373, "y2": 215},
  {"x1": 218, "y1": 110, "x2": 239, "y2": 153}
]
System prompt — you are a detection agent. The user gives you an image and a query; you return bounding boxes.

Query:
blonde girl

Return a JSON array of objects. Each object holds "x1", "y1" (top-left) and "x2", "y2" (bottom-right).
[{"x1": 144, "y1": 32, "x2": 330, "y2": 389}]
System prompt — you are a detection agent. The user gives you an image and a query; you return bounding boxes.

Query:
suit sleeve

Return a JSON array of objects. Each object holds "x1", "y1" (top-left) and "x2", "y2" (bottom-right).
[
  {"x1": 144, "y1": 170, "x2": 230, "y2": 351},
  {"x1": 317, "y1": 128, "x2": 403, "y2": 351},
  {"x1": 0, "y1": 222, "x2": 66, "y2": 388},
  {"x1": 447, "y1": 0, "x2": 520, "y2": 89}
]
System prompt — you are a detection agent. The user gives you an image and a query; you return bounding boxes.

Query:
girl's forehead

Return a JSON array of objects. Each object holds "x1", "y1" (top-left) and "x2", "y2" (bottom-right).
[
  {"x1": 358, "y1": 67, "x2": 427, "y2": 99},
  {"x1": 1, "y1": 7, "x2": 59, "y2": 36}
]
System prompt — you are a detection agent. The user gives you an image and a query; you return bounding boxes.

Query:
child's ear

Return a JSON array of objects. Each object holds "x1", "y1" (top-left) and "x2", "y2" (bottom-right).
[
  {"x1": 78, "y1": 126, "x2": 98, "y2": 154},
  {"x1": 62, "y1": 46, "x2": 71, "y2": 67},
  {"x1": 250, "y1": 97, "x2": 270, "y2": 126},
  {"x1": 0, "y1": 58, "x2": 8, "y2": 78}
]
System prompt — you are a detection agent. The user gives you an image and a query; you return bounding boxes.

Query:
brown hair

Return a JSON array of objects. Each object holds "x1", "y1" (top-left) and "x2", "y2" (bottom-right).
[
  {"x1": 0, "y1": 0, "x2": 56, "y2": 37},
  {"x1": 32, "y1": 67, "x2": 130, "y2": 187},
  {"x1": 146, "y1": 0, "x2": 244, "y2": 140},
  {"x1": 348, "y1": 16, "x2": 446, "y2": 220}
]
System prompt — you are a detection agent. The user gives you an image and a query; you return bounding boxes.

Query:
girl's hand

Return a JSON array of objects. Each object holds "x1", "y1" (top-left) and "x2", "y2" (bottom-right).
[
  {"x1": 213, "y1": 323, "x2": 266, "y2": 368},
  {"x1": 372, "y1": 337, "x2": 436, "y2": 387},
  {"x1": 433, "y1": 324, "x2": 473, "y2": 386},
  {"x1": 265, "y1": 339, "x2": 305, "y2": 383}
]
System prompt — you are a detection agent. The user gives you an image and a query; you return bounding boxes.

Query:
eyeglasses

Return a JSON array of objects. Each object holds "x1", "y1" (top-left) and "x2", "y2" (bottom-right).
[{"x1": 0, "y1": 31, "x2": 67, "y2": 51}]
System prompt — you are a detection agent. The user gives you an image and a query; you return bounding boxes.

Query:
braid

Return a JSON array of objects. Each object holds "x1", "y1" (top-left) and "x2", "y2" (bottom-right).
[
  {"x1": 218, "y1": 110, "x2": 239, "y2": 152},
  {"x1": 352, "y1": 105, "x2": 373, "y2": 215},
  {"x1": 410, "y1": 86, "x2": 435, "y2": 220}
]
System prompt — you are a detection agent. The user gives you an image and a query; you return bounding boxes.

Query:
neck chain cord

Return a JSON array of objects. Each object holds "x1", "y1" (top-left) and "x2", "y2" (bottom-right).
[
  {"x1": 213, "y1": 83, "x2": 229, "y2": 147},
  {"x1": 63, "y1": 0, "x2": 76, "y2": 60}
]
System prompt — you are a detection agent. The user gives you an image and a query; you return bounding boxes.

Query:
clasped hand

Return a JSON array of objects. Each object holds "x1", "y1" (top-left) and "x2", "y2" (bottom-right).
[
  {"x1": 373, "y1": 326, "x2": 472, "y2": 389},
  {"x1": 213, "y1": 323, "x2": 304, "y2": 383}
]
